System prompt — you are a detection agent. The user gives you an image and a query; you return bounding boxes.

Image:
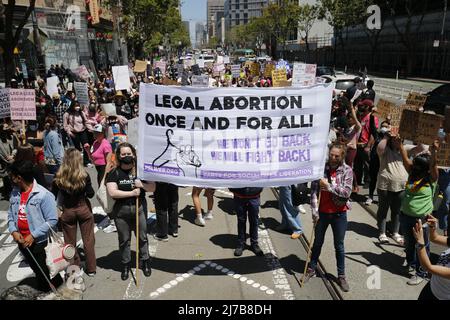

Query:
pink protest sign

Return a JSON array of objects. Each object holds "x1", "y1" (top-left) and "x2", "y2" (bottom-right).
[{"x1": 10, "y1": 89, "x2": 36, "y2": 120}]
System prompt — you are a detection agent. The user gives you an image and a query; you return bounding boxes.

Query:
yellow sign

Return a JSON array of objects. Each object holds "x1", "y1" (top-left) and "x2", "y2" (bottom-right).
[
  {"x1": 272, "y1": 69, "x2": 288, "y2": 87},
  {"x1": 89, "y1": 0, "x2": 100, "y2": 25}
]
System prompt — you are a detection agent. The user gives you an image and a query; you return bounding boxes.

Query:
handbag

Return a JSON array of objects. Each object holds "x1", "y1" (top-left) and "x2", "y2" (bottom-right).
[
  {"x1": 96, "y1": 173, "x2": 116, "y2": 216},
  {"x1": 44, "y1": 223, "x2": 75, "y2": 279}
]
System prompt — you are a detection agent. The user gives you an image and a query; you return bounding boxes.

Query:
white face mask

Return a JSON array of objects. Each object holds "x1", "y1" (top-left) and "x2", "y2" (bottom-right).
[
  {"x1": 380, "y1": 127, "x2": 390, "y2": 134},
  {"x1": 75, "y1": 107, "x2": 81, "y2": 112}
]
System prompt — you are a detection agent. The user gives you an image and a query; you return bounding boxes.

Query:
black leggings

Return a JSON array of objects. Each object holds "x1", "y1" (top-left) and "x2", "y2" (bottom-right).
[
  {"x1": 418, "y1": 282, "x2": 439, "y2": 300},
  {"x1": 95, "y1": 165, "x2": 106, "y2": 187},
  {"x1": 72, "y1": 130, "x2": 89, "y2": 165}
]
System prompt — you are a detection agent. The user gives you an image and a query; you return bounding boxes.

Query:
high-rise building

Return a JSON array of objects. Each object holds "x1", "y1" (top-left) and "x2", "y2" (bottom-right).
[
  {"x1": 182, "y1": 21, "x2": 190, "y2": 34},
  {"x1": 207, "y1": 0, "x2": 225, "y2": 38},
  {"x1": 224, "y1": 0, "x2": 269, "y2": 31},
  {"x1": 195, "y1": 22, "x2": 205, "y2": 48}
]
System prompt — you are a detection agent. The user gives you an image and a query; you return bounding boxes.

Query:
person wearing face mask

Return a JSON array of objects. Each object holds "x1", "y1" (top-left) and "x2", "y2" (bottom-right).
[
  {"x1": 307, "y1": 144, "x2": 353, "y2": 292},
  {"x1": 106, "y1": 143, "x2": 155, "y2": 281},
  {"x1": 84, "y1": 102, "x2": 104, "y2": 151},
  {"x1": 0, "y1": 123, "x2": 18, "y2": 199},
  {"x1": 398, "y1": 137, "x2": 440, "y2": 285},
  {"x1": 63, "y1": 101, "x2": 90, "y2": 167},
  {"x1": 43, "y1": 116, "x2": 64, "y2": 174},
  {"x1": 50, "y1": 93, "x2": 71, "y2": 148}
]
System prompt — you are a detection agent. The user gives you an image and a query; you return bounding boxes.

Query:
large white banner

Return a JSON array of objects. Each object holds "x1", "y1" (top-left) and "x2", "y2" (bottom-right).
[{"x1": 138, "y1": 84, "x2": 333, "y2": 187}]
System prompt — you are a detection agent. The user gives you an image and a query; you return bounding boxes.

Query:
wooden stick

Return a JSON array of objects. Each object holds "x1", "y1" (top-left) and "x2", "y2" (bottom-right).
[
  {"x1": 300, "y1": 192, "x2": 321, "y2": 288},
  {"x1": 136, "y1": 195, "x2": 139, "y2": 287},
  {"x1": 22, "y1": 120, "x2": 26, "y2": 145}
]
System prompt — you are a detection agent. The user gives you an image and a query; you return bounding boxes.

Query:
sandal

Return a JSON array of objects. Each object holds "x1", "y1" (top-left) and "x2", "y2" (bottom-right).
[
  {"x1": 392, "y1": 233, "x2": 404, "y2": 245},
  {"x1": 378, "y1": 234, "x2": 389, "y2": 243}
]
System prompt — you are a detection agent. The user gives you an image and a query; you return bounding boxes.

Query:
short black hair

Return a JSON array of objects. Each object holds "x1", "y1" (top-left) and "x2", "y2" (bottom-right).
[
  {"x1": 367, "y1": 80, "x2": 374, "y2": 88},
  {"x1": 8, "y1": 161, "x2": 34, "y2": 183}
]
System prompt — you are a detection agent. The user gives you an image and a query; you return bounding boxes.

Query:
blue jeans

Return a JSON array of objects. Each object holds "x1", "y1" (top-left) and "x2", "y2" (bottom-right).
[
  {"x1": 437, "y1": 169, "x2": 450, "y2": 232},
  {"x1": 400, "y1": 213, "x2": 430, "y2": 278},
  {"x1": 310, "y1": 212, "x2": 347, "y2": 276},
  {"x1": 279, "y1": 186, "x2": 303, "y2": 233},
  {"x1": 235, "y1": 197, "x2": 260, "y2": 247}
]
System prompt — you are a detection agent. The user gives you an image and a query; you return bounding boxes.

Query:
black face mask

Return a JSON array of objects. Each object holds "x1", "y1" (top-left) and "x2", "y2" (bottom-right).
[{"x1": 120, "y1": 156, "x2": 134, "y2": 165}]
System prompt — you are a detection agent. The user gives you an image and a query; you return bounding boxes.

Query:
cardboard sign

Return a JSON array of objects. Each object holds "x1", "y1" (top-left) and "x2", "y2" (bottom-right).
[
  {"x1": 264, "y1": 63, "x2": 275, "y2": 78},
  {"x1": 46, "y1": 76, "x2": 59, "y2": 98},
  {"x1": 390, "y1": 104, "x2": 420, "y2": 134},
  {"x1": 292, "y1": 63, "x2": 317, "y2": 87},
  {"x1": 376, "y1": 99, "x2": 397, "y2": 120},
  {"x1": 445, "y1": 106, "x2": 450, "y2": 134},
  {"x1": 0, "y1": 89, "x2": 10, "y2": 119},
  {"x1": 272, "y1": 69, "x2": 287, "y2": 87},
  {"x1": 74, "y1": 82, "x2": 89, "y2": 105},
  {"x1": 112, "y1": 65, "x2": 132, "y2": 91},
  {"x1": 197, "y1": 60, "x2": 205, "y2": 69},
  {"x1": 276, "y1": 59, "x2": 290, "y2": 71},
  {"x1": 162, "y1": 77, "x2": 178, "y2": 86},
  {"x1": 192, "y1": 64, "x2": 200, "y2": 75},
  {"x1": 405, "y1": 92, "x2": 428, "y2": 108},
  {"x1": 10, "y1": 89, "x2": 36, "y2": 120},
  {"x1": 437, "y1": 136, "x2": 450, "y2": 168},
  {"x1": 154, "y1": 61, "x2": 167, "y2": 73},
  {"x1": 231, "y1": 65, "x2": 241, "y2": 78},
  {"x1": 399, "y1": 110, "x2": 444, "y2": 144},
  {"x1": 191, "y1": 75, "x2": 209, "y2": 87},
  {"x1": 134, "y1": 60, "x2": 147, "y2": 73},
  {"x1": 250, "y1": 63, "x2": 260, "y2": 77}
]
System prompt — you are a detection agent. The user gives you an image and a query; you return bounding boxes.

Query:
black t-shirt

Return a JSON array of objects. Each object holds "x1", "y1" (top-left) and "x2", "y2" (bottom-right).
[{"x1": 106, "y1": 167, "x2": 146, "y2": 206}]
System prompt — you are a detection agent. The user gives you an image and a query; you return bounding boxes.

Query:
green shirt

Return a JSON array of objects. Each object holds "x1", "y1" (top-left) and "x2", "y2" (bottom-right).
[{"x1": 401, "y1": 180, "x2": 437, "y2": 218}]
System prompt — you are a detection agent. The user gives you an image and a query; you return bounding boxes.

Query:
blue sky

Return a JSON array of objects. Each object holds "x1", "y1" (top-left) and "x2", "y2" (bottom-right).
[{"x1": 180, "y1": 0, "x2": 207, "y2": 44}]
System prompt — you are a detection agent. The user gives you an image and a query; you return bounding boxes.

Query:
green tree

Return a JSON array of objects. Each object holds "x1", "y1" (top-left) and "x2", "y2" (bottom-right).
[
  {"x1": 297, "y1": 4, "x2": 320, "y2": 60},
  {"x1": 0, "y1": 0, "x2": 37, "y2": 86}
]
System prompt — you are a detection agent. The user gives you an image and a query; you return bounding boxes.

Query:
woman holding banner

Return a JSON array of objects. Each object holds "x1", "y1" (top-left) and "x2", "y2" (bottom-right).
[{"x1": 106, "y1": 143, "x2": 155, "y2": 281}]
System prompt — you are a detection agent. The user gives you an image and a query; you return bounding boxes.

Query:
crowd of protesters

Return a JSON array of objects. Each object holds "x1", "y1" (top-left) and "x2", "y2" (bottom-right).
[{"x1": 3, "y1": 53, "x2": 449, "y2": 299}]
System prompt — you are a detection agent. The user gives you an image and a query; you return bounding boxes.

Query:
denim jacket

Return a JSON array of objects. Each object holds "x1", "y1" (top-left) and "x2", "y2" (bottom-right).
[
  {"x1": 8, "y1": 181, "x2": 58, "y2": 244},
  {"x1": 44, "y1": 130, "x2": 64, "y2": 165},
  {"x1": 310, "y1": 163, "x2": 353, "y2": 219}
]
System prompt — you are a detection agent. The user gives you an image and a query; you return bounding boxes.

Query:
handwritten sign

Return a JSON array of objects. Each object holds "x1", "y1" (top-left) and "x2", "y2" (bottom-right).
[
  {"x1": 437, "y1": 136, "x2": 450, "y2": 168},
  {"x1": 405, "y1": 92, "x2": 428, "y2": 108},
  {"x1": 231, "y1": 65, "x2": 241, "y2": 78},
  {"x1": 112, "y1": 65, "x2": 131, "y2": 91},
  {"x1": 10, "y1": 89, "x2": 36, "y2": 120},
  {"x1": 74, "y1": 82, "x2": 89, "y2": 105},
  {"x1": 390, "y1": 104, "x2": 420, "y2": 134},
  {"x1": 399, "y1": 110, "x2": 443, "y2": 144},
  {"x1": 162, "y1": 77, "x2": 178, "y2": 86},
  {"x1": 154, "y1": 61, "x2": 167, "y2": 73},
  {"x1": 292, "y1": 63, "x2": 317, "y2": 87},
  {"x1": 376, "y1": 99, "x2": 397, "y2": 120},
  {"x1": 272, "y1": 69, "x2": 288, "y2": 87},
  {"x1": 74, "y1": 65, "x2": 90, "y2": 80},
  {"x1": 250, "y1": 63, "x2": 260, "y2": 77},
  {"x1": 46, "y1": 76, "x2": 59, "y2": 98},
  {"x1": 0, "y1": 89, "x2": 10, "y2": 119},
  {"x1": 264, "y1": 63, "x2": 275, "y2": 78}
]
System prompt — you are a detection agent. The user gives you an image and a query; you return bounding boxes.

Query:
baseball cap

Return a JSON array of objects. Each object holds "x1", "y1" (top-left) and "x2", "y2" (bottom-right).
[{"x1": 93, "y1": 124, "x2": 104, "y2": 133}]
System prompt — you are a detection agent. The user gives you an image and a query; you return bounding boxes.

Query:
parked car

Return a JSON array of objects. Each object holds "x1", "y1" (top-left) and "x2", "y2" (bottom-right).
[
  {"x1": 423, "y1": 83, "x2": 450, "y2": 115},
  {"x1": 317, "y1": 66, "x2": 335, "y2": 77},
  {"x1": 321, "y1": 75, "x2": 357, "y2": 96}
]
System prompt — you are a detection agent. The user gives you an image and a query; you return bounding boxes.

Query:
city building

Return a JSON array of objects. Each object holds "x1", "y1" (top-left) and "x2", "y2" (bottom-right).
[
  {"x1": 195, "y1": 22, "x2": 206, "y2": 48},
  {"x1": 207, "y1": 0, "x2": 225, "y2": 38},
  {"x1": 224, "y1": 0, "x2": 269, "y2": 31}
]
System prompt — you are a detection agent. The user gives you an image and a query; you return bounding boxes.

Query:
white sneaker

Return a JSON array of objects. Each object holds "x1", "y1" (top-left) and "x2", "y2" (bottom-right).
[
  {"x1": 296, "y1": 205, "x2": 306, "y2": 214},
  {"x1": 204, "y1": 212, "x2": 213, "y2": 220},
  {"x1": 407, "y1": 275, "x2": 425, "y2": 286},
  {"x1": 194, "y1": 216, "x2": 206, "y2": 226},
  {"x1": 103, "y1": 224, "x2": 117, "y2": 233},
  {"x1": 365, "y1": 197, "x2": 373, "y2": 205}
]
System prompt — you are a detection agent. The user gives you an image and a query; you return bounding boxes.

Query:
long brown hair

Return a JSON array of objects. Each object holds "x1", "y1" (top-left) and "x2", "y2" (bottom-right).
[
  {"x1": 54, "y1": 148, "x2": 88, "y2": 193},
  {"x1": 115, "y1": 142, "x2": 137, "y2": 176}
]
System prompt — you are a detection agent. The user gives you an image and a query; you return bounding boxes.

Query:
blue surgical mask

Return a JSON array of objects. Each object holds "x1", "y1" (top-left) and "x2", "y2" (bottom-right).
[{"x1": 438, "y1": 128, "x2": 446, "y2": 139}]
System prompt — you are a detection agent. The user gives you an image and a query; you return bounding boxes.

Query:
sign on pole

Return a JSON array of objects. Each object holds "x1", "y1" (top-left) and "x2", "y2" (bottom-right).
[
  {"x1": 74, "y1": 82, "x2": 89, "y2": 105},
  {"x1": 389, "y1": 104, "x2": 420, "y2": 134},
  {"x1": 10, "y1": 89, "x2": 36, "y2": 120},
  {"x1": 0, "y1": 89, "x2": 11, "y2": 119},
  {"x1": 137, "y1": 84, "x2": 334, "y2": 188},
  {"x1": 112, "y1": 65, "x2": 132, "y2": 91},
  {"x1": 47, "y1": 76, "x2": 59, "y2": 98}
]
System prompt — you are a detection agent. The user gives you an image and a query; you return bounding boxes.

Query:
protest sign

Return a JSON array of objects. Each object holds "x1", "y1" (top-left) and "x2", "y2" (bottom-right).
[
  {"x1": 137, "y1": 84, "x2": 334, "y2": 188},
  {"x1": 134, "y1": 60, "x2": 147, "y2": 73},
  {"x1": 74, "y1": 82, "x2": 89, "y2": 105},
  {"x1": 162, "y1": 77, "x2": 178, "y2": 86},
  {"x1": 264, "y1": 63, "x2": 275, "y2": 78},
  {"x1": 0, "y1": 89, "x2": 10, "y2": 119},
  {"x1": 10, "y1": 89, "x2": 36, "y2": 120},
  {"x1": 445, "y1": 106, "x2": 450, "y2": 134},
  {"x1": 191, "y1": 75, "x2": 209, "y2": 88},
  {"x1": 74, "y1": 65, "x2": 90, "y2": 80},
  {"x1": 405, "y1": 92, "x2": 428, "y2": 108},
  {"x1": 272, "y1": 69, "x2": 288, "y2": 87},
  {"x1": 127, "y1": 118, "x2": 139, "y2": 150},
  {"x1": 292, "y1": 63, "x2": 317, "y2": 87},
  {"x1": 197, "y1": 60, "x2": 205, "y2": 69},
  {"x1": 389, "y1": 104, "x2": 420, "y2": 134},
  {"x1": 216, "y1": 56, "x2": 224, "y2": 64},
  {"x1": 437, "y1": 137, "x2": 450, "y2": 168},
  {"x1": 47, "y1": 76, "x2": 59, "y2": 98},
  {"x1": 112, "y1": 65, "x2": 132, "y2": 91},
  {"x1": 223, "y1": 56, "x2": 230, "y2": 64},
  {"x1": 101, "y1": 103, "x2": 117, "y2": 117},
  {"x1": 250, "y1": 63, "x2": 260, "y2": 77},
  {"x1": 154, "y1": 61, "x2": 167, "y2": 73},
  {"x1": 276, "y1": 59, "x2": 290, "y2": 72},
  {"x1": 376, "y1": 99, "x2": 397, "y2": 120},
  {"x1": 231, "y1": 65, "x2": 241, "y2": 78},
  {"x1": 399, "y1": 110, "x2": 443, "y2": 144},
  {"x1": 67, "y1": 83, "x2": 73, "y2": 92}
]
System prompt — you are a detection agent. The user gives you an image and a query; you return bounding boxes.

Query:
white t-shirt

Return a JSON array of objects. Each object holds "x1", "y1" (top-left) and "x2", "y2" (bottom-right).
[{"x1": 431, "y1": 248, "x2": 450, "y2": 300}]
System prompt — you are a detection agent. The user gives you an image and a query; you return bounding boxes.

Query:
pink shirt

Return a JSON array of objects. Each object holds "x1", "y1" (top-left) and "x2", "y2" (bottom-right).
[
  {"x1": 358, "y1": 113, "x2": 378, "y2": 145},
  {"x1": 91, "y1": 138, "x2": 112, "y2": 166}
]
